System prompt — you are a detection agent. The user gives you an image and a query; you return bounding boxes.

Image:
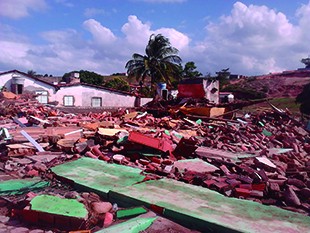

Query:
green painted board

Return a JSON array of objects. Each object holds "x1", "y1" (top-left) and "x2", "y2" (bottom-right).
[
  {"x1": 0, "y1": 178, "x2": 49, "y2": 196},
  {"x1": 262, "y1": 129, "x2": 272, "y2": 137},
  {"x1": 95, "y1": 217, "x2": 156, "y2": 233},
  {"x1": 30, "y1": 194, "x2": 88, "y2": 218},
  {"x1": 51, "y1": 157, "x2": 145, "y2": 198},
  {"x1": 117, "y1": 207, "x2": 147, "y2": 219},
  {"x1": 109, "y1": 179, "x2": 310, "y2": 233},
  {"x1": 52, "y1": 158, "x2": 310, "y2": 232}
]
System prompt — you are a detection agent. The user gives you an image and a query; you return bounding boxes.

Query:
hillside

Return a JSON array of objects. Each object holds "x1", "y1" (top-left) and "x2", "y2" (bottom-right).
[{"x1": 229, "y1": 70, "x2": 310, "y2": 99}]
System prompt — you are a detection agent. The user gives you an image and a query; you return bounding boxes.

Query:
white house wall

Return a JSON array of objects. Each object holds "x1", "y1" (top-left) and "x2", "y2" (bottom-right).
[
  {"x1": 0, "y1": 73, "x2": 13, "y2": 90},
  {"x1": 1, "y1": 71, "x2": 152, "y2": 108},
  {"x1": 56, "y1": 85, "x2": 140, "y2": 107},
  {"x1": 0, "y1": 72, "x2": 56, "y2": 101},
  {"x1": 140, "y1": 98, "x2": 153, "y2": 106},
  {"x1": 204, "y1": 80, "x2": 219, "y2": 104}
]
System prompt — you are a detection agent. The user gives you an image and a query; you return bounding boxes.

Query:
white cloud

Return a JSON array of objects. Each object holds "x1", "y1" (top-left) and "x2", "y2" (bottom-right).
[
  {"x1": 121, "y1": 15, "x2": 190, "y2": 54},
  {"x1": 0, "y1": 41, "x2": 34, "y2": 69},
  {"x1": 83, "y1": 19, "x2": 117, "y2": 45},
  {"x1": 296, "y1": 1, "x2": 310, "y2": 48},
  {"x1": 121, "y1": 15, "x2": 152, "y2": 49},
  {"x1": 185, "y1": 1, "x2": 309, "y2": 75},
  {"x1": 0, "y1": 0, "x2": 47, "y2": 19},
  {"x1": 0, "y1": 2, "x2": 309, "y2": 76},
  {"x1": 154, "y1": 28, "x2": 190, "y2": 51}
]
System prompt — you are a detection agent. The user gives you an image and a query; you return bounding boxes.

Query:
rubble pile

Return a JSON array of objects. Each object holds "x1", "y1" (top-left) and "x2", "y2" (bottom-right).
[{"x1": 0, "y1": 95, "x2": 309, "y2": 231}]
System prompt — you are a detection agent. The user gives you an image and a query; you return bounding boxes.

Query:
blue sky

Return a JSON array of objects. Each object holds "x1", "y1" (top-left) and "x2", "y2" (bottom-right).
[{"x1": 0, "y1": 0, "x2": 310, "y2": 76}]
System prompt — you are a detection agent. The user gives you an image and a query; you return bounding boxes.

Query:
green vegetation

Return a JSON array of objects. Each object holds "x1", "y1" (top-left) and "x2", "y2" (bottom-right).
[
  {"x1": 216, "y1": 68, "x2": 231, "y2": 89},
  {"x1": 269, "y1": 98, "x2": 300, "y2": 113},
  {"x1": 296, "y1": 82, "x2": 310, "y2": 115},
  {"x1": 125, "y1": 34, "x2": 182, "y2": 93},
  {"x1": 103, "y1": 77, "x2": 130, "y2": 92},
  {"x1": 62, "y1": 70, "x2": 104, "y2": 86},
  {"x1": 222, "y1": 84, "x2": 267, "y2": 100},
  {"x1": 27, "y1": 70, "x2": 37, "y2": 77},
  {"x1": 139, "y1": 86, "x2": 154, "y2": 98},
  {"x1": 243, "y1": 98, "x2": 300, "y2": 114},
  {"x1": 181, "y1": 61, "x2": 202, "y2": 78}
]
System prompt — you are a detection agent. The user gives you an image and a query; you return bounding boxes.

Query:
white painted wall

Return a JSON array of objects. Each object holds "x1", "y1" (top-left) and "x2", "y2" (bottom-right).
[
  {"x1": 56, "y1": 85, "x2": 151, "y2": 108},
  {"x1": 204, "y1": 80, "x2": 219, "y2": 104},
  {"x1": 0, "y1": 71, "x2": 56, "y2": 101},
  {"x1": 1, "y1": 71, "x2": 152, "y2": 108},
  {"x1": 141, "y1": 98, "x2": 153, "y2": 106},
  {"x1": 0, "y1": 73, "x2": 13, "y2": 90}
]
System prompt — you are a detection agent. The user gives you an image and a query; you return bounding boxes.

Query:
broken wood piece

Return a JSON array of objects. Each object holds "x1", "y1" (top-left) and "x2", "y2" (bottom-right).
[
  {"x1": 29, "y1": 116, "x2": 50, "y2": 124},
  {"x1": 12, "y1": 117, "x2": 27, "y2": 128},
  {"x1": 254, "y1": 156, "x2": 277, "y2": 171},
  {"x1": 20, "y1": 130, "x2": 45, "y2": 152},
  {"x1": 97, "y1": 128, "x2": 128, "y2": 137},
  {"x1": 64, "y1": 129, "x2": 83, "y2": 136}
]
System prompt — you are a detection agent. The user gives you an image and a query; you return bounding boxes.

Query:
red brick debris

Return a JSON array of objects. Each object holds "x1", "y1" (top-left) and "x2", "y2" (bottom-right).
[{"x1": 0, "y1": 93, "x2": 309, "y2": 231}]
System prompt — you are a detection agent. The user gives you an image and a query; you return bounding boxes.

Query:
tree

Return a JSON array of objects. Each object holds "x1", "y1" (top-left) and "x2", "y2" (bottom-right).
[
  {"x1": 296, "y1": 82, "x2": 310, "y2": 115},
  {"x1": 62, "y1": 70, "x2": 104, "y2": 86},
  {"x1": 222, "y1": 84, "x2": 266, "y2": 100},
  {"x1": 27, "y1": 70, "x2": 37, "y2": 77},
  {"x1": 181, "y1": 61, "x2": 202, "y2": 78},
  {"x1": 103, "y1": 77, "x2": 130, "y2": 92},
  {"x1": 216, "y1": 68, "x2": 231, "y2": 89},
  {"x1": 125, "y1": 34, "x2": 182, "y2": 93}
]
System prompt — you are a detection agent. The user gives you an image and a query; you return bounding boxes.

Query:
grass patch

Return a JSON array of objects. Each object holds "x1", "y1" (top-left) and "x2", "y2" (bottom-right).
[
  {"x1": 242, "y1": 97, "x2": 301, "y2": 114},
  {"x1": 269, "y1": 98, "x2": 300, "y2": 113}
]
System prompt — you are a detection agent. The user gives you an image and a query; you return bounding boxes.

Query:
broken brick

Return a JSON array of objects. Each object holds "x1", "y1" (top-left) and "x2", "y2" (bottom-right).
[
  {"x1": 284, "y1": 185, "x2": 301, "y2": 207},
  {"x1": 237, "y1": 175, "x2": 253, "y2": 184},
  {"x1": 287, "y1": 178, "x2": 306, "y2": 189},
  {"x1": 128, "y1": 131, "x2": 173, "y2": 153},
  {"x1": 226, "y1": 179, "x2": 241, "y2": 188},
  {"x1": 250, "y1": 190, "x2": 264, "y2": 198},
  {"x1": 212, "y1": 182, "x2": 230, "y2": 192},
  {"x1": 268, "y1": 182, "x2": 281, "y2": 193},
  {"x1": 203, "y1": 179, "x2": 216, "y2": 188},
  {"x1": 252, "y1": 183, "x2": 266, "y2": 191},
  {"x1": 235, "y1": 188, "x2": 251, "y2": 198}
]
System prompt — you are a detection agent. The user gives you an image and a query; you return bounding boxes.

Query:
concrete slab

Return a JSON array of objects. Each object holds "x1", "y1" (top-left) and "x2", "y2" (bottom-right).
[
  {"x1": 109, "y1": 179, "x2": 310, "y2": 233},
  {"x1": 52, "y1": 159, "x2": 310, "y2": 233},
  {"x1": 95, "y1": 216, "x2": 157, "y2": 233},
  {"x1": 30, "y1": 194, "x2": 88, "y2": 218},
  {"x1": 116, "y1": 206, "x2": 147, "y2": 219},
  {"x1": 195, "y1": 146, "x2": 256, "y2": 161},
  {"x1": 141, "y1": 213, "x2": 201, "y2": 233},
  {"x1": 51, "y1": 157, "x2": 145, "y2": 199},
  {"x1": 173, "y1": 158, "x2": 219, "y2": 173},
  {"x1": 0, "y1": 178, "x2": 49, "y2": 195}
]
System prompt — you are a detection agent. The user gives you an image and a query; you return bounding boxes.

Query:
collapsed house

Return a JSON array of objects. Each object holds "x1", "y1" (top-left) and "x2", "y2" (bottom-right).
[
  {"x1": 0, "y1": 92, "x2": 309, "y2": 232},
  {"x1": 177, "y1": 78, "x2": 219, "y2": 104}
]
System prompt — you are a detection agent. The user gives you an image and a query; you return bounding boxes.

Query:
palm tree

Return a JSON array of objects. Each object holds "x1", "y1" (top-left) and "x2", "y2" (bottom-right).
[{"x1": 125, "y1": 34, "x2": 182, "y2": 93}]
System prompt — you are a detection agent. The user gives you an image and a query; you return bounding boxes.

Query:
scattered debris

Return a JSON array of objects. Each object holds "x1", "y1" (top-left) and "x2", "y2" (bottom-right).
[{"x1": 0, "y1": 93, "x2": 309, "y2": 232}]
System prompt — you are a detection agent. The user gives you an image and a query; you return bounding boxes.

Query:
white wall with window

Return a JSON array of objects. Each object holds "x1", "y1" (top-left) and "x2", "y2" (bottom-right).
[
  {"x1": 63, "y1": 96, "x2": 74, "y2": 106},
  {"x1": 55, "y1": 84, "x2": 153, "y2": 108},
  {"x1": 91, "y1": 97, "x2": 102, "y2": 107},
  {"x1": 35, "y1": 90, "x2": 48, "y2": 104}
]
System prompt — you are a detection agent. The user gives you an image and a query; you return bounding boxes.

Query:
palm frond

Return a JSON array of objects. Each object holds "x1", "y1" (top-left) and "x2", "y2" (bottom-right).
[{"x1": 125, "y1": 33, "x2": 182, "y2": 93}]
